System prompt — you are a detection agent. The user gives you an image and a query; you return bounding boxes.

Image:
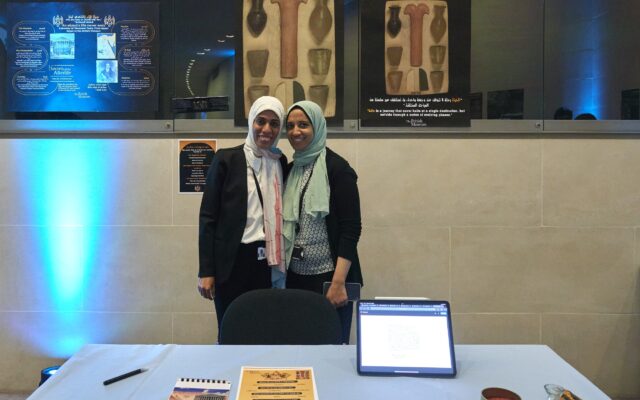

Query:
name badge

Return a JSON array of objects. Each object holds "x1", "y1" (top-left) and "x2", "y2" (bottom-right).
[{"x1": 257, "y1": 246, "x2": 266, "y2": 260}]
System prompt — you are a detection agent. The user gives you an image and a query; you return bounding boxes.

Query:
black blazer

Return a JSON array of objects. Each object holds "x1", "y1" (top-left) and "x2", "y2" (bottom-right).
[
  {"x1": 199, "y1": 145, "x2": 287, "y2": 284},
  {"x1": 287, "y1": 148, "x2": 363, "y2": 285}
]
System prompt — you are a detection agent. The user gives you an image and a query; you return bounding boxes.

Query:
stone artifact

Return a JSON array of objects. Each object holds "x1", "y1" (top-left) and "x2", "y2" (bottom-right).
[
  {"x1": 247, "y1": 49, "x2": 269, "y2": 78},
  {"x1": 247, "y1": 0, "x2": 268, "y2": 37},
  {"x1": 386, "y1": 46, "x2": 403, "y2": 67},
  {"x1": 293, "y1": 80, "x2": 306, "y2": 102},
  {"x1": 419, "y1": 68, "x2": 428, "y2": 91},
  {"x1": 407, "y1": 69, "x2": 419, "y2": 94},
  {"x1": 248, "y1": 85, "x2": 270, "y2": 103},
  {"x1": 309, "y1": 0, "x2": 332, "y2": 44},
  {"x1": 404, "y1": 3, "x2": 430, "y2": 67},
  {"x1": 308, "y1": 48, "x2": 332, "y2": 75},
  {"x1": 271, "y1": 0, "x2": 308, "y2": 78},
  {"x1": 429, "y1": 45, "x2": 446, "y2": 71},
  {"x1": 387, "y1": 70, "x2": 403, "y2": 93},
  {"x1": 430, "y1": 4, "x2": 447, "y2": 44},
  {"x1": 430, "y1": 70, "x2": 443, "y2": 92},
  {"x1": 309, "y1": 85, "x2": 329, "y2": 111},
  {"x1": 386, "y1": 5, "x2": 402, "y2": 38}
]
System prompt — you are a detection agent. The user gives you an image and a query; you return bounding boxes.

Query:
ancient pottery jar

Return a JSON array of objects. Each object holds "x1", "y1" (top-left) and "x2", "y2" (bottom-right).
[
  {"x1": 248, "y1": 85, "x2": 270, "y2": 103},
  {"x1": 429, "y1": 45, "x2": 446, "y2": 71},
  {"x1": 309, "y1": 0, "x2": 332, "y2": 45},
  {"x1": 386, "y1": 46, "x2": 403, "y2": 67},
  {"x1": 308, "y1": 48, "x2": 332, "y2": 75},
  {"x1": 247, "y1": 49, "x2": 269, "y2": 78},
  {"x1": 387, "y1": 70, "x2": 403, "y2": 94},
  {"x1": 309, "y1": 85, "x2": 329, "y2": 111},
  {"x1": 386, "y1": 6, "x2": 402, "y2": 38},
  {"x1": 247, "y1": 0, "x2": 268, "y2": 37},
  {"x1": 430, "y1": 4, "x2": 447, "y2": 44},
  {"x1": 430, "y1": 70, "x2": 444, "y2": 93}
]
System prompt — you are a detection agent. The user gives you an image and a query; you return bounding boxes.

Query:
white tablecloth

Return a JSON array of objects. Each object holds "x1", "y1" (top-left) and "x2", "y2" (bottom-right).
[{"x1": 28, "y1": 344, "x2": 611, "y2": 400}]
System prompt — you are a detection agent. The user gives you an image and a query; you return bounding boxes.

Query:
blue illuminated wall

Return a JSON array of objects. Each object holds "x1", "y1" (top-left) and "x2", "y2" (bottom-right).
[
  {"x1": 543, "y1": 0, "x2": 619, "y2": 120},
  {"x1": 12, "y1": 139, "x2": 121, "y2": 356}
]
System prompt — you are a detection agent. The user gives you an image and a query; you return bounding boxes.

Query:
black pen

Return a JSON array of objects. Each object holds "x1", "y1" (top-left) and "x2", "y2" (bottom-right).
[{"x1": 103, "y1": 368, "x2": 148, "y2": 386}]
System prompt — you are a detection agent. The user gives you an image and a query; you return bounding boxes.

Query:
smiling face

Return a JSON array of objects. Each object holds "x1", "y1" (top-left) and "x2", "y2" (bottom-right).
[
  {"x1": 252, "y1": 110, "x2": 281, "y2": 149},
  {"x1": 286, "y1": 108, "x2": 314, "y2": 151}
]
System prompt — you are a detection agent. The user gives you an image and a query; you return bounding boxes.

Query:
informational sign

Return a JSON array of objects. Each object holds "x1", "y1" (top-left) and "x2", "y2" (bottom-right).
[
  {"x1": 360, "y1": 0, "x2": 470, "y2": 127},
  {"x1": 6, "y1": 2, "x2": 159, "y2": 112},
  {"x1": 179, "y1": 140, "x2": 216, "y2": 194}
]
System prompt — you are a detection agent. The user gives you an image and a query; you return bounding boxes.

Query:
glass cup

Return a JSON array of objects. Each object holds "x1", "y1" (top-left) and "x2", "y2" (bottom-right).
[{"x1": 544, "y1": 384, "x2": 565, "y2": 400}]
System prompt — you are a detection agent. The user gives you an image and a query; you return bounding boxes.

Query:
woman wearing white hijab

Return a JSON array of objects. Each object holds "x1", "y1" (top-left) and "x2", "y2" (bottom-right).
[{"x1": 198, "y1": 96, "x2": 287, "y2": 337}]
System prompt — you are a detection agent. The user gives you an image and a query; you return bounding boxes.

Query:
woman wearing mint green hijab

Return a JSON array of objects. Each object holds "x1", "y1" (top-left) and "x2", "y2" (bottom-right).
[{"x1": 283, "y1": 100, "x2": 363, "y2": 344}]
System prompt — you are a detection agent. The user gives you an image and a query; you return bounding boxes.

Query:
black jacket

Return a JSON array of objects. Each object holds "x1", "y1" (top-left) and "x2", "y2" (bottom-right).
[
  {"x1": 288, "y1": 147, "x2": 363, "y2": 285},
  {"x1": 198, "y1": 145, "x2": 287, "y2": 283}
]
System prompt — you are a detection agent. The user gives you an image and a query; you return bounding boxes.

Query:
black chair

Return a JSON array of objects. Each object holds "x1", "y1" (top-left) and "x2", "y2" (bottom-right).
[{"x1": 219, "y1": 288, "x2": 342, "y2": 345}]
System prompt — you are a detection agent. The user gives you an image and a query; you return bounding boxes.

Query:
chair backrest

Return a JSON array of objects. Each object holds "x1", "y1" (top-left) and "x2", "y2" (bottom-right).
[{"x1": 219, "y1": 288, "x2": 342, "y2": 345}]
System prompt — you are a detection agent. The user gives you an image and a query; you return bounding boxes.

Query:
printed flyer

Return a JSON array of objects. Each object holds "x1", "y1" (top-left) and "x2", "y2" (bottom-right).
[{"x1": 236, "y1": 367, "x2": 318, "y2": 400}]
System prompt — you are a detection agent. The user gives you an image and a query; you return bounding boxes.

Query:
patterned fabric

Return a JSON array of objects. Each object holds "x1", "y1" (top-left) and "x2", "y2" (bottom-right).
[
  {"x1": 283, "y1": 101, "x2": 331, "y2": 265},
  {"x1": 244, "y1": 96, "x2": 286, "y2": 274},
  {"x1": 289, "y1": 163, "x2": 334, "y2": 275}
]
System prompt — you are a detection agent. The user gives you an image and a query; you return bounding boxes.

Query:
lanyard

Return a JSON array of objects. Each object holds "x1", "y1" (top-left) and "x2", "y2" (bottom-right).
[
  {"x1": 251, "y1": 169, "x2": 264, "y2": 210},
  {"x1": 296, "y1": 167, "x2": 314, "y2": 234}
]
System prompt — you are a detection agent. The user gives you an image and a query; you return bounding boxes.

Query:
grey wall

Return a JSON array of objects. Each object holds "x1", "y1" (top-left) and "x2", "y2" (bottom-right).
[
  {"x1": 0, "y1": 134, "x2": 639, "y2": 399},
  {"x1": 1, "y1": 0, "x2": 640, "y2": 398}
]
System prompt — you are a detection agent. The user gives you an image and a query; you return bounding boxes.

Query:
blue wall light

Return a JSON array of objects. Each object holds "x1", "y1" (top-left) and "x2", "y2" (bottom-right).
[{"x1": 13, "y1": 138, "x2": 121, "y2": 357}]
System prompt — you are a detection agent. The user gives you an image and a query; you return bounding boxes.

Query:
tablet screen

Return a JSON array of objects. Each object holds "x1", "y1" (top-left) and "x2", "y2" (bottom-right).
[{"x1": 357, "y1": 300, "x2": 457, "y2": 377}]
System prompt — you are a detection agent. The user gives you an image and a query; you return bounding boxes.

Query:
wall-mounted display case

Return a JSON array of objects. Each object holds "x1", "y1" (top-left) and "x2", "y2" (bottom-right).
[{"x1": 1, "y1": 0, "x2": 640, "y2": 134}]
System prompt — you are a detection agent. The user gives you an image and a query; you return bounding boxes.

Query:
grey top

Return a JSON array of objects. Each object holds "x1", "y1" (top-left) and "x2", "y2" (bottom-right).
[{"x1": 290, "y1": 162, "x2": 334, "y2": 275}]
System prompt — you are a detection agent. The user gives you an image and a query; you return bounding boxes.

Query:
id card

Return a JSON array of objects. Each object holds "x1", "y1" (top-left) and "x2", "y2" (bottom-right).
[{"x1": 257, "y1": 246, "x2": 266, "y2": 260}]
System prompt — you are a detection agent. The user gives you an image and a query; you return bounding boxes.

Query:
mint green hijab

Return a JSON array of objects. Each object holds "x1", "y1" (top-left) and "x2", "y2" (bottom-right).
[{"x1": 283, "y1": 101, "x2": 330, "y2": 265}]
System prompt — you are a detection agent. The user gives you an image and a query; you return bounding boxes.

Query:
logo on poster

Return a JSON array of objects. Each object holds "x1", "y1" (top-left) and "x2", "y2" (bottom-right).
[{"x1": 104, "y1": 15, "x2": 116, "y2": 27}]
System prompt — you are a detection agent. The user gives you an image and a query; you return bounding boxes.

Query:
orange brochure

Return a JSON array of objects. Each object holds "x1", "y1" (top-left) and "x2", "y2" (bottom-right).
[{"x1": 235, "y1": 367, "x2": 318, "y2": 400}]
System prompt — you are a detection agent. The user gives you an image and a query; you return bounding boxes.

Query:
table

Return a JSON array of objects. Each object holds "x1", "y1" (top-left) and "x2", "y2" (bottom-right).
[{"x1": 28, "y1": 344, "x2": 611, "y2": 400}]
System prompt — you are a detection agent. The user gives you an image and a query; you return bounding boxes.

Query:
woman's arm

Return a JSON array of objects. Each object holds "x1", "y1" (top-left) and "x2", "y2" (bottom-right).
[
  {"x1": 332, "y1": 163, "x2": 362, "y2": 263},
  {"x1": 325, "y1": 256, "x2": 351, "y2": 306},
  {"x1": 325, "y1": 159, "x2": 362, "y2": 306},
  {"x1": 198, "y1": 153, "x2": 227, "y2": 298}
]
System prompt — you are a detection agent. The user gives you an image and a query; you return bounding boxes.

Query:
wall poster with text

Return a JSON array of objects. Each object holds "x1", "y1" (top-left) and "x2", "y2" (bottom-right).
[
  {"x1": 234, "y1": 0, "x2": 344, "y2": 126},
  {"x1": 179, "y1": 140, "x2": 217, "y2": 194},
  {"x1": 360, "y1": 0, "x2": 470, "y2": 127},
  {"x1": 6, "y1": 2, "x2": 159, "y2": 113}
]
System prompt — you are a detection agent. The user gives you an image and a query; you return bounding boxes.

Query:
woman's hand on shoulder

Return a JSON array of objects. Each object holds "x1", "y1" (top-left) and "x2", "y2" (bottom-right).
[{"x1": 198, "y1": 277, "x2": 215, "y2": 300}]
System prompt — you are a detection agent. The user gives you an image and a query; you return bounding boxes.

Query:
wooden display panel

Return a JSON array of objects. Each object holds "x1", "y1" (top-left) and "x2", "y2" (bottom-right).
[
  {"x1": 242, "y1": 0, "x2": 337, "y2": 117},
  {"x1": 384, "y1": 0, "x2": 449, "y2": 95}
]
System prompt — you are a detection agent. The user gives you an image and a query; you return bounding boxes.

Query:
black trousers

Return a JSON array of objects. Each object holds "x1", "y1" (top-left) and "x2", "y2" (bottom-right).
[
  {"x1": 214, "y1": 241, "x2": 271, "y2": 341},
  {"x1": 286, "y1": 269, "x2": 354, "y2": 344}
]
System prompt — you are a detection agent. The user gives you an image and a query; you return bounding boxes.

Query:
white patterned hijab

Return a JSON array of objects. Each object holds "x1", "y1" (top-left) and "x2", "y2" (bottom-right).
[{"x1": 243, "y1": 96, "x2": 286, "y2": 273}]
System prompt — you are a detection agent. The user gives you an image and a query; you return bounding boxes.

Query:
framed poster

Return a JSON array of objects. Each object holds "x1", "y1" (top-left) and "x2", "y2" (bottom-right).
[
  {"x1": 179, "y1": 140, "x2": 216, "y2": 194},
  {"x1": 234, "y1": 0, "x2": 344, "y2": 126},
  {"x1": 6, "y1": 2, "x2": 160, "y2": 113},
  {"x1": 360, "y1": 0, "x2": 470, "y2": 127}
]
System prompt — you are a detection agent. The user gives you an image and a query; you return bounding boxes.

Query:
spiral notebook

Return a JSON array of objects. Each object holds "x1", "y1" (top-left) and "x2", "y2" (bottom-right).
[{"x1": 167, "y1": 378, "x2": 231, "y2": 400}]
